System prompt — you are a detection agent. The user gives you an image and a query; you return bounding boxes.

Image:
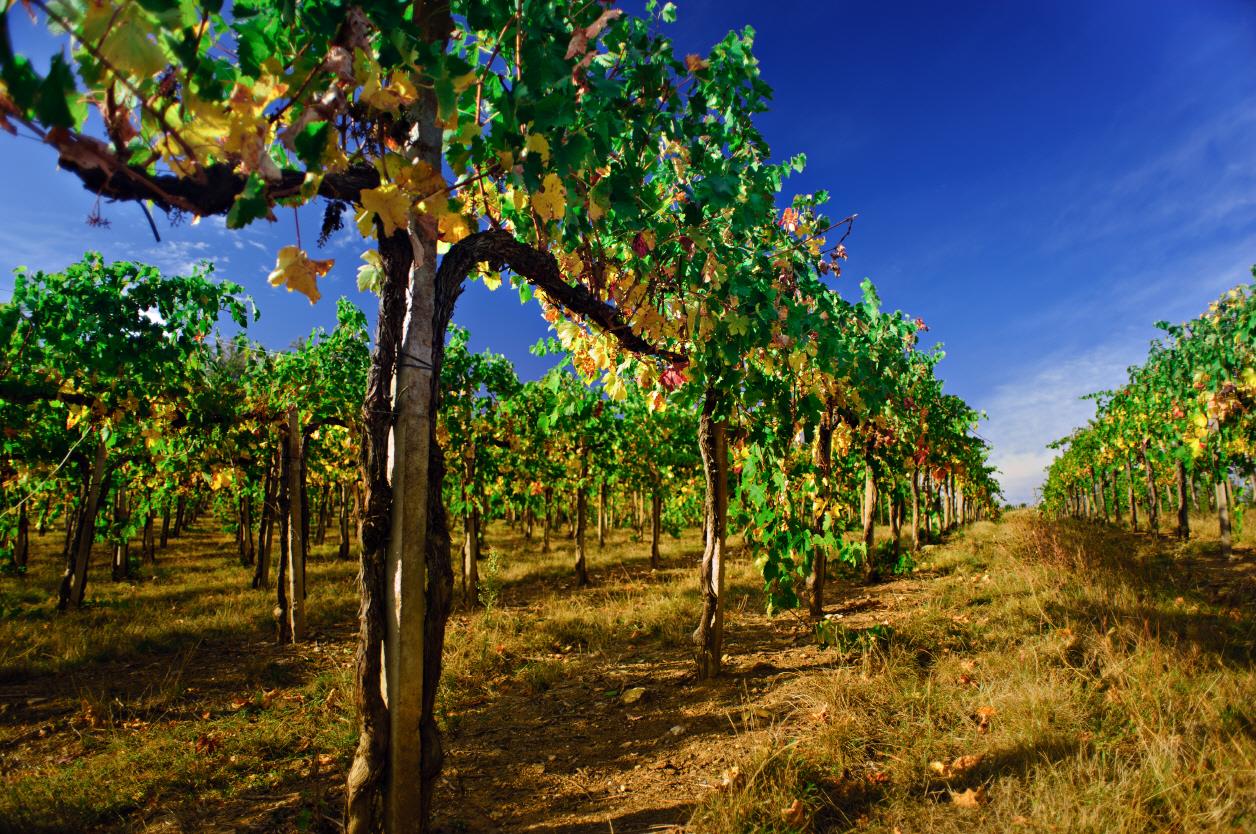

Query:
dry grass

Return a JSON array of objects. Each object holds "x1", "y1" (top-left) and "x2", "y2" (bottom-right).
[
  {"x1": 2, "y1": 512, "x2": 1253, "y2": 833},
  {"x1": 0, "y1": 527, "x2": 359, "y2": 834},
  {"x1": 689, "y1": 512, "x2": 1256, "y2": 834}
]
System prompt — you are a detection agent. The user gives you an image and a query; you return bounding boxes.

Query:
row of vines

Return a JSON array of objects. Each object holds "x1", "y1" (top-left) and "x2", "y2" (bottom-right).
[
  {"x1": 0, "y1": 1, "x2": 999, "y2": 831},
  {"x1": 1041, "y1": 270, "x2": 1256, "y2": 558}
]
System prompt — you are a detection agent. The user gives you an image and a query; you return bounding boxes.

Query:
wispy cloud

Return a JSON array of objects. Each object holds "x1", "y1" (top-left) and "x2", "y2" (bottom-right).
[
  {"x1": 138, "y1": 239, "x2": 219, "y2": 276},
  {"x1": 983, "y1": 339, "x2": 1145, "y2": 505}
]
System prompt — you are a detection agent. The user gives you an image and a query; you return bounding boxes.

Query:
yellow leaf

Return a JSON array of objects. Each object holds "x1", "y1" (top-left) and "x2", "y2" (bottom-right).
[
  {"x1": 358, "y1": 183, "x2": 411, "y2": 237},
  {"x1": 533, "y1": 173, "x2": 566, "y2": 223},
  {"x1": 438, "y1": 212, "x2": 473, "y2": 244},
  {"x1": 588, "y1": 190, "x2": 608, "y2": 221},
  {"x1": 267, "y1": 246, "x2": 332, "y2": 304},
  {"x1": 605, "y1": 371, "x2": 627, "y2": 402},
  {"x1": 525, "y1": 133, "x2": 551, "y2": 163},
  {"x1": 84, "y1": 3, "x2": 168, "y2": 79}
]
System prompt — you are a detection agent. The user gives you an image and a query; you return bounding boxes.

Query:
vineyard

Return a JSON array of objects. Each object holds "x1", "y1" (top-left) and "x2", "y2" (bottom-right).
[{"x1": 0, "y1": 1, "x2": 1253, "y2": 833}]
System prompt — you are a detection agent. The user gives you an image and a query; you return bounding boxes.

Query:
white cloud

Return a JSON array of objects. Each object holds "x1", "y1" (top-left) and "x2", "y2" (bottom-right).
[
  {"x1": 982, "y1": 341, "x2": 1144, "y2": 505},
  {"x1": 139, "y1": 239, "x2": 217, "y2": 276}
]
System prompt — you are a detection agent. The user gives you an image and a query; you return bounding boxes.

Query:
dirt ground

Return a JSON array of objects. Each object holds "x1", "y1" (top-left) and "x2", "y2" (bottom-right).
[{"x1": 2, "y1": 516, "x2": 1252, "y2": 833}]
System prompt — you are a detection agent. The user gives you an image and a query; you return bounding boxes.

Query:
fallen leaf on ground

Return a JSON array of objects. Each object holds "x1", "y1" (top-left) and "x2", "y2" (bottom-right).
[
  {"x1": 720, "y1": 766, "x2": 744, "y2": 791},
  {"x1": 621, "y1": 686, "x2": 646, "y2": 705},
  {"x1": 950, "y1": 785, "x2": 989, "y2": 808},
  {"x1": 973, "y1": 706, "x2": 997, "y2": 733},
  {"x1": 929, "y1": 753, "x2": 983, "y2": 778},
  {"x1": 781, "y1": 798, "x2": 807, "y2": 826}
]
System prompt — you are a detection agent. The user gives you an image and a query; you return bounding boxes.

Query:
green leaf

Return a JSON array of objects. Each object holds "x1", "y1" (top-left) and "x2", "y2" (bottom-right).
[
  {"x1": 0, "y1": 53, "x2": 41, "y2": 112},
  {"x1": 293, "y1": 120, "x2": 330, "y2": 169},
  {"x1": 35, "y1": 55, "x2": 85, "y2": 129},
  {"x1": 226, "y1": 173, "x2": 269, "y2": 229}
]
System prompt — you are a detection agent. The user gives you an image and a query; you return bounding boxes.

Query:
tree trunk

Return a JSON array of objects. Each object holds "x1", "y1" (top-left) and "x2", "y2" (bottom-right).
[
  {"x1": 1126, "y1": 457, "x2": 1138, "y2": 531},
  {"x1": 315, "y1": 484, "x2": 331, "y2": 546},
  {"x1": 14, "y1": 501, "x2": 29, "y2": 571},
  {"x1": 277, "y1": 407, "x2": 307, "y2": 643},
  {"x1": 574, "y1": 444, "x2": 590, "y2": 586},
  {"x1": 1217, "y1": 479, "x2": 1233, "y2": 559},
  {"x1": 542, "y1": 488, "x2": 552, "y2": 553},
  {"x1": 159, "y1": 501, "x2": 170, "y2": 548},
  {"x1": 57, "y1": 437, "x2": 107, "y2": 609},
  {"x1": 809, "y1": 413, "x2": 833, "y2": 617},
  {"x1": 344, "y1": 76, "x2": 457, "y2": 828},
  {"x1": 61, "y1": 495, "x2": 76, "y2": 563},
  {"x1": 910, "y1": 467, "x2": 921, "y2": 551},
  {"x1": 694, "y1": 390, "x2": 728, "y2": 679},
  {"x1": 111, "y1": 485, "x2": 130, "y2": 581},
  {"x1": 239, "y1": 489, "x2": 255, "y2": 566},
  {"x1": 650, "y1": 489, "x2": 662, "y2": 569},
  {"x1": 1142, "y1": 445, "x2": 1159, "y2": 533},
  {"x1": 462, "y1": 506, "x2": 480, "y2": 605},
  {"x1": 862, "y1": 460, "x2": 878, "y2": 583},
  {"x1": 1110, "y1": 470, "x2": 1121, "y2": 526},
  {"x1": 300, "y1": 449, "x2": 310, "y2": 595},
  {"x1": 1175, "y1": 459, "x2": 1190, "y2": 541},
  {"x1": 338, "y1": 482, "x2": 352, "y2": 560},
  {"x1": 254, "y1": 448, "x2": 278, "y2": 590},
  {"x1": 142, "y1": 510, "x2": 155, "y2": 564},
  {"x1": 890, "y1": 493, "x2": 902, "y2": 561},
  {"x1": 173, "y1": 495, "x2": 186, "y2": 538},
  {"x1": 36, "y1": 499, "x2": 50, "y2": 536},
  {"x1": 597, "y1": 479, "x2": 606, "y2": 548}
]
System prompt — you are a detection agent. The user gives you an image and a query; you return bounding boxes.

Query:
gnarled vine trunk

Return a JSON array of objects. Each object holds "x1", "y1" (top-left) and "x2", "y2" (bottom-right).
[
  {"x1": 694, "y1": 390, "x2": 728, "y2": 679},
  {"x1": 650, "y1": 489, "x2": 662, "y2": 569},
  {"x1": 278, "y1": 406, "x2": 307, "y2": 644},
  {"x1": 575, "y1": 443, "x2": 590, "y2": 586},
  {"x1": 111, "y1": 485, "x2": 130, "y2": 581},
  {"x1": 1125, "y1": 457, "x2": 1138, "y2": 531},
  {"x1": 1217, "y1": 479, "x2": 1232, "y2": 558},
  {"x1": 910, "y1": 466, "x2": 921, "y2": 551},
  {"x1": 1175, "y1": 459, "x2": 1190, "y2": 540},
  {"x1": 254, "y1": 443, "x2": 279, "y2": 590},
  {"x1": 58, "y1": 437, "x2": 107, "y2": 609},
  {"x1": 809, "y1": 412, "x2": 832, "y2": 617},
  {"x1": 1141, "y1": 444, "x2": 1159, "y2": 533},
  {"x1": 597, "y1": 479, "x2": 607, "y2": 548},
  {"x1": 862, "y1": 459, "x2": 878, "y2": 584},
  {"x1": 15, "y1": 501, "x2": 29, "y2": 571},
  {"x1": 338, "y1": 482, "x2": 352, "y2": 560}
]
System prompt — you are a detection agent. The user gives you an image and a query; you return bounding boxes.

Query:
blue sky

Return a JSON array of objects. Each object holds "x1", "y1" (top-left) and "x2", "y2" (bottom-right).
[{"x1": 3, "y1": 1, "x2": 1256, "y2": 503}]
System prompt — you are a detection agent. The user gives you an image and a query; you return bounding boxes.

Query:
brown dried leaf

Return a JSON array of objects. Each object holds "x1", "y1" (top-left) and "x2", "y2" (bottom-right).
[
  {"x1": 564, "y1": 9, "x2": 624, "y2": 60},
  {"x1": 780, "y1": 798, "x2": 807, "y2": 827},
  {"x1": 719, "y1": 766, "x2": 745, "y2": 791},
  {"x1": 950, "y1": 785, "x2": 989, "y2": 809}
]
